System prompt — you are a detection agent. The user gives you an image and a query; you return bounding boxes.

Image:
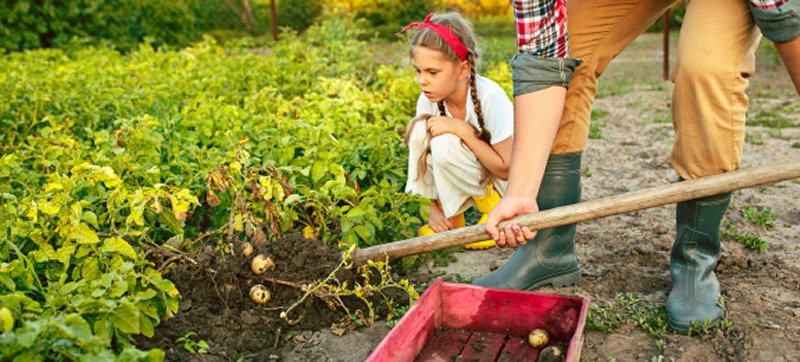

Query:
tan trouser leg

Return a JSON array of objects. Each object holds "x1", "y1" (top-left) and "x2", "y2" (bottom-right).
[
  {"x1": 555, "y1": 0, "x2": 674, "y2": 154},
  {"x1": 671, "y1": 0, "x2": 760, "y2": 179}
]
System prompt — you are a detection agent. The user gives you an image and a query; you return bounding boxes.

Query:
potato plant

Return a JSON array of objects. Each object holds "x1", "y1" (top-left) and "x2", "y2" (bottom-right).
[{"x1": 0, "y1": 15, "x2": 514, "y2": 360}]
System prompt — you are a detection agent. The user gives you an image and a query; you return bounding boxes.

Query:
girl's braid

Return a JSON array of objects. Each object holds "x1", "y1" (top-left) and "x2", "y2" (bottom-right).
[{"x1": 468, "y1": 53, "x2": 491, "y2": 145}]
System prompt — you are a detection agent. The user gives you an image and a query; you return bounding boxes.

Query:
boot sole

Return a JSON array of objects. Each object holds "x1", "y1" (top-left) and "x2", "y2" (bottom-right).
[{"x1": 526, "y1": 270, "x2": 581, "y2": 290}]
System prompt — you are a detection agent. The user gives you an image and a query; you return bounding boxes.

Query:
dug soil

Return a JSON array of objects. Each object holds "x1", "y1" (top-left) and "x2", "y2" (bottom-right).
[{"x1": 135, "y1": 234, "x2": 407, "y2": 361}]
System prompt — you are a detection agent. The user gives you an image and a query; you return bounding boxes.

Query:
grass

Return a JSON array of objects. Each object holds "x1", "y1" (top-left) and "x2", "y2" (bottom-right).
[
  {"x1": 721, "y1": 219, "x2": 769, "y2": 253},
  {"x1": 650, "y1": 112, "x2": 671, "y2": 124},
  {"x1": 587, "y1": 292, "x2": 669, "y2": 339},
  {"x1": 590, "y1": 108, "x2": 611, "y2": 139},
  {"x1": 748, "y1": 108, "x2": 797, "y2": 128},
  {"x1": 596, "y1": 76, "x2": 635, "y2": 98},
  {"x1": 745, "y1": 131, "x2": 765, "y2": 145},
  {"x1": 742, "y1": 205, "x2": 778, "y2": 228}
]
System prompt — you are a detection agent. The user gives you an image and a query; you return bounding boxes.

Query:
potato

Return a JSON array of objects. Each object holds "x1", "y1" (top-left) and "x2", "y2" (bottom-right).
[
  {"x1": 241, "y1": 242, "x2": 254, "y2": 257},
  {"x1": 528, "y1": 328, "x2": 549, "y2": 349},
  {"x1": 537, "y1": 345, "x2": 564, "y2": 362},
  {"x1": 249, "y1": 284, "x2": 271, "y2": 304},
  {"x1": 251, "y1": 254, "x2": 275, "y2": 275}
]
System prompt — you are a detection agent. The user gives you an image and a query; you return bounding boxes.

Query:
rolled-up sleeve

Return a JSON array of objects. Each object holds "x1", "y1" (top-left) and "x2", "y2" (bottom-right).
[{"x1": 512, "y1": 0, "x2": 582, "y2": 96}]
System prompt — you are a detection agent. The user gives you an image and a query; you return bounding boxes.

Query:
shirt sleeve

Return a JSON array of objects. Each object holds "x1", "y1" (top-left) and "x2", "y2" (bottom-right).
[{"x1": 481, "y1": 87, "x2": 514, "y2": 145}]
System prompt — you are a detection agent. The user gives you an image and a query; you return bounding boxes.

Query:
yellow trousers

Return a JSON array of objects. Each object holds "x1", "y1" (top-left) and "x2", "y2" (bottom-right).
[{"x1": 556, "y1": 0, "x2": 761, "y2": 179}]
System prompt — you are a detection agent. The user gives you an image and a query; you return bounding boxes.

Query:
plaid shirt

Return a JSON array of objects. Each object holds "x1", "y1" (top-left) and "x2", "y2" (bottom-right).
[
  {"x1": 514, "y1": 0, "x2": 568, "y2": 58},
  {"x1": 750, "y1": 0, "x2": 789, "y2": 9},
  {"x1": 515, "y1": 0, "x2": 790, "y2": 57}
]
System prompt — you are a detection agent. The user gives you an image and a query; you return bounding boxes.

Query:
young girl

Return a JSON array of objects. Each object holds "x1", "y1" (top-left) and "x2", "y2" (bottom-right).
[{"x1": 398, "y1": 11, "x2": 513, "y2": 248}]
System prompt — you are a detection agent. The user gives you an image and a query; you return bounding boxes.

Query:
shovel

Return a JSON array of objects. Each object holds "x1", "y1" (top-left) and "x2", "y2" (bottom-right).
[{"x1": 352, "y1": 161, "x2": 800, "y2": 266}]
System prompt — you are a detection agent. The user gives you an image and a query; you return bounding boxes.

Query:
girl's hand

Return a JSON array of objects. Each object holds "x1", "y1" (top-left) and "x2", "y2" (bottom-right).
[
  {"x1": 426, "y1": 116, "x2": 473, "y2": 139},
  {"x1": 484, "y1": 195, "x2": 539, "y2": 248},
  {"x1": 428, "y1": 204, "x2": 453, "y2": 232}
]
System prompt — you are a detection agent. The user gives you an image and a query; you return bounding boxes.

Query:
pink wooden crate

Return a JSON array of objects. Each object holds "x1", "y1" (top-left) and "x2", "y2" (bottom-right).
[{"x1": 366, "y1": 277, "x2": 589, "y2": 362}]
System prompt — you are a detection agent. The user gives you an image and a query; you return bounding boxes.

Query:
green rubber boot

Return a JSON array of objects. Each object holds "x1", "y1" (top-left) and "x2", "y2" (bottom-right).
[
  {"x1": 472, "y1": 153, "x2": 582, "y2": 290},
  {"x1": 667, "y1": 192, "x2": 731, "y2": 334}
]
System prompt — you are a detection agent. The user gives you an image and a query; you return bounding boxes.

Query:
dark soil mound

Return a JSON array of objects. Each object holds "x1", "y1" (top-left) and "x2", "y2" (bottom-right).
[{"x1": 135, "y1": 234, "x2": 366, "y2": 361}]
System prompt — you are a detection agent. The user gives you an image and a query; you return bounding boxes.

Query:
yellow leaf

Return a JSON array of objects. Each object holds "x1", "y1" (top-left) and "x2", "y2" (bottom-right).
[
  {"x1": 229, "y1": 161, "x2": 241, "y2": 173},
  {"x1": 71, "y1": 223, "x2": 100, "y2": 245},
  {"x1": 44, "y1": 182, "x2": 63, "y2": 193},
  {"x1": 101, "y1": 237, "x2": 138, "y2": 261},
  {"x1": 233, "y1": 214, "x2": 244, "y2": 232},
  {"x1": 302, "y1": 226, "x2": 316, "y2": 239},
  {"x1": 39, "y1": 200, "x2": 61, "y2": 216},
  {"x1": 0, "y1": 307, "x2": 13, "y2": 332}
]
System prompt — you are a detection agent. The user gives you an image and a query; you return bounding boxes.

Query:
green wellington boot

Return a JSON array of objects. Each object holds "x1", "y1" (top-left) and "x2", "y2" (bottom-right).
[
  {"x1": 472, "y1": 153, "x2": 582, "y2": 290},
  {"x1": 667, "y1": 192, "x2": 731, "y2": 334}
]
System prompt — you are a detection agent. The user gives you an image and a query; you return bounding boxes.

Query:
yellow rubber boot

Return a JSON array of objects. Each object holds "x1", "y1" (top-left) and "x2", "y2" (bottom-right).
[
  {"x1": 464, "y1": 184, "x2": 501, "y2": 250},
  {"x1": 418, "y1": 212, "x2": 466, "y2": 236}
]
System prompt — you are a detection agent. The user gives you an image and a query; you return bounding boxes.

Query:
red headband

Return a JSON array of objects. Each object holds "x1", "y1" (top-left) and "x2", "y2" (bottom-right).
[{"x1": 397, "y1": 11, "x2": 470, "y2": 63}]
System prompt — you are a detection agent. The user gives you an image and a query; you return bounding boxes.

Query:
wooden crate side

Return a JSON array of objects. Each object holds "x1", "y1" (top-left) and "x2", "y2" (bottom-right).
[
  {"x1": 566, "y1": 295, "x2": 590, "y2": 362},
  {"x1": 365, "y1": 278, "x2": 444, "y2": 362},
  {"x1": 439, "y1": 283, "x2": 585, "y2": 340}
]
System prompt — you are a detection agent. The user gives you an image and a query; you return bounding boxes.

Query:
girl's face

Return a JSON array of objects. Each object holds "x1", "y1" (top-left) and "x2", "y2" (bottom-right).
[{"x1": 411, "y1": 46, "x2": 469, "y2": 103}]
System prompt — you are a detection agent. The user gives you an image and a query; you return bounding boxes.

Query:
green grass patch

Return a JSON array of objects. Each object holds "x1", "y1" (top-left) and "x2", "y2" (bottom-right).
[
  {"x1": 742, "y1": 205, "x2": 778, "y2": 228},
  {"x1": 587, "y1": 292, "x2": 669, "y2": 339},
  {"x1": 589, "y1": 108, "x2": 611, "y2": 139},
  {"x1": 749, "y1": 108, "x2": 797, "y2": 128},
  {"x1": 597, "y1": 76, "x2": 635, "y2": 98},
  {"x1": 652, "y1": 112, "x2": 671, "y2": 124},
  {"x1": 721, "y1": 220, "x2": 769, "y2": 253},
  {"x1": 745, "y1": 131, "x2": 765, "y2": 145}
]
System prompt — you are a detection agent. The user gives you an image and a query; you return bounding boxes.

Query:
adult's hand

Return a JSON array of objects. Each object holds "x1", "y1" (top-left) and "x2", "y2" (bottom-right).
[{"x1": 484, "y1": 195, "x2": 539, "y2": 247}]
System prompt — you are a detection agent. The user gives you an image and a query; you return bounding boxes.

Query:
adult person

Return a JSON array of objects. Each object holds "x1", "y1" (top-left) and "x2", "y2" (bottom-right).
[{"x1": 475, "y1": 0, "x2": 788, "y2": 333}]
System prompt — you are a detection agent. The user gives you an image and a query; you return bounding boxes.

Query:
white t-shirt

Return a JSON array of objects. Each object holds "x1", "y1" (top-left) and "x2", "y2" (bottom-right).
[{"x1": 415, "y1": 75, "x2": 513, "y2": 145}]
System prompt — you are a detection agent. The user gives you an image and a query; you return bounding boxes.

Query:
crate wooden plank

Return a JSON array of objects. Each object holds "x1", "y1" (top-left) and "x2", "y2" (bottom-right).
[
  {"x1": 458, "y1": 331, "x2": 506, "y2": 361},
  {"x1": 415, "y1": 328, "x2": 471, "y2": 362},
  {"x1": 497, "y1": 336, "x2": 539, "y2": 362},
  {"x1": 365, "y1": 279, "x2": 443, "y2": 362}
]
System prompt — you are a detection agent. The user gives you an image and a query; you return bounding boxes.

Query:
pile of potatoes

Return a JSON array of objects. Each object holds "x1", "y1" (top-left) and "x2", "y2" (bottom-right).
[
  {"x1": 528, "y1": 328, "x2": 564, "y2": 362},
  {"x1": 242, "y1": 242, "x2": 275, "y2": 305}
]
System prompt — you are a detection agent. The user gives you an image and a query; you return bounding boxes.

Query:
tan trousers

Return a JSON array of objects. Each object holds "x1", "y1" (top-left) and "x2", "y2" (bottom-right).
[
  {"x1": 405, "y1": 122, "x2": 508, "y2": 218},
  {"x1": 555, "y1": 0, "x2": 761, "y2": 179}
]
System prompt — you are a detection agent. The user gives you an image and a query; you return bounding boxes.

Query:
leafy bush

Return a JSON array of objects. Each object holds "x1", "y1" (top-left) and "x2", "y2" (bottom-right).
[
  {"x1": 276, "y1": 0, "x2": 324, "y2": 32},
  {"x1": 0, "y1": 0, "x2": 198, "y2": 52}
]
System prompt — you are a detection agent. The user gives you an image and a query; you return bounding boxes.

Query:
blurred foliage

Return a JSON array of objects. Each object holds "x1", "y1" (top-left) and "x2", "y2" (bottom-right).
[
  {"x1": 1, "y1": 0, "x2": 520, "y2": 52},
  {"x1": 0, "y1": 0, "x2": 198, "y2": 52}
]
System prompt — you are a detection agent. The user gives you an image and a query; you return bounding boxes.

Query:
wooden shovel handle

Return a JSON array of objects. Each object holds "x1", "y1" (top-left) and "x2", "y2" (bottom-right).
[{"x1": 352, "y1": 161, "x2": 800, "y2": 266}]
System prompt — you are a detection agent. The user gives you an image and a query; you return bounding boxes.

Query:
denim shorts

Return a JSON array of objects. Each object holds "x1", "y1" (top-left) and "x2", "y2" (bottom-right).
[
  {"x1": 510, "y1": 53, "x2": 582, "y2": 97},
  {"x1": 750, "y1": 1, "x2": 800, "y2": 43}
]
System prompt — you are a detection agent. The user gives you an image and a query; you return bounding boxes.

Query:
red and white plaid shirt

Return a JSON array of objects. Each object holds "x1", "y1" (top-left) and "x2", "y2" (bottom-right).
[
  {"x1": 515, "y1": 0, "x2": 790, "y2": 57},
  {"x1": 514, "y1": 0, "x2": 569, "y2": 58},
  {"x1": 750, "y1": 0, "x2": 789, "y2": 9}
]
